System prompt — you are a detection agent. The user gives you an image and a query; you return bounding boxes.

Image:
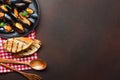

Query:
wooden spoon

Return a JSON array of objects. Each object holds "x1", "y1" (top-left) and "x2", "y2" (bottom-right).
[{"x1": 0, "y1": 58, "x2": 47, "y2": 70}]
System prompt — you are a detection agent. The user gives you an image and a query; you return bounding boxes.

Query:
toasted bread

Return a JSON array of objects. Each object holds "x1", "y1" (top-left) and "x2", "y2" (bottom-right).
[
  {"x1": 3, "y1": 37, "x2": 34, "y2": 53},
  {"x1": 13, "y1": 39, "x2": 41, "y2": 57}
]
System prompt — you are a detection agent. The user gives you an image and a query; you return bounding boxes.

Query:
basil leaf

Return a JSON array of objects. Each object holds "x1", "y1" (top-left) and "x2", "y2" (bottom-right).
[
  {"x1": 4, "y1": 4, "x2": 12, "y2": 9},
  {"x1": 0, "y1": 22, "x2": 5, "y2": 27},
  {"x1": 21, "y1": 11, "x2": 28, "y2": 17}
]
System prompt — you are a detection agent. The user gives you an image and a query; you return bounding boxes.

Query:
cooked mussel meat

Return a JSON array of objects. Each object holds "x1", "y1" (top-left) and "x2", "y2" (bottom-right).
[
  {"x1": 14, "y1": 22, "x2": 24, "y2": 33},
  {"x1": 18, "y1": 15, "x2": 31, "y2": 26},
  {"x1": 4, "y1": 24, "x2": 13, "y2": 32},
  {"x1": 13, "y1": 8, "x2": 18, "y2": 17},
  {"x1": 26, "y1": 8, "x2": 34, "y2": 14},
  {"x1": 0, "y1": 22, "x2": 13, "y2": 32},
  {"x1": 0, "y1": 0, "x2": 34, "y2": 34},
  {"x1": 19, "y1": 8, "x2": 34, "y2": 18},
  {"x1": 0, "y1": 12, "x2": 4, "y2": 18},
  {"x1": 23, "y1": 0, "x2": 32, "y2": 3},
  {"x1": 4, "y1": 13, "x2": 24, "y2": 33},
  {"x1": 0, "y1": 4, "x2": 8, "y2": 12},
  {"x1": 0, "y1": 4, "x2": 12, "y2": 12}
]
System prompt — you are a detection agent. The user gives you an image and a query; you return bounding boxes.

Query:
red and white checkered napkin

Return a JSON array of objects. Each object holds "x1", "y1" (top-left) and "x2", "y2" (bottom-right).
[{"x1": 0, "y1": 31, "x2": 38, "y2": 73}]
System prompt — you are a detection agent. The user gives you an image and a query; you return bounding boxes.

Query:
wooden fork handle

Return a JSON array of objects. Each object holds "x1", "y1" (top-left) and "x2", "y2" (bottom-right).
[{"x1": 0, "y1": 63, "x2": 32, "y2": 78}]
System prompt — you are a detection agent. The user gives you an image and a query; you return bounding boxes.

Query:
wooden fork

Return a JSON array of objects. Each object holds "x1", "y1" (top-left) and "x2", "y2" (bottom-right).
[{"x1": 0, "y1": 63, "x2": 42, "y2": 80}]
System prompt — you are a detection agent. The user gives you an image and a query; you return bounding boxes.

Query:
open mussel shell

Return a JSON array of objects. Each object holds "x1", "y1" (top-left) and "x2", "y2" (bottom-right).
[
  {"x1": 26, "y1": 8, "x2": 34, "y2": 14},
  {"x1": 0, "y1": 11, "x2": 4, "y2": 19},
  {"x1": 0, "y1": 4, "x2": 12, "y2": 12},
  {"x1": 19, "y1": 17, "x2": 31, "y2": 27},
  {"x1": 4, "y1": 13, "x2": 24, "y2": 33},
  {"x1": 0, "y1": 28, "x2": 6, "y2": 33},
  {"x1": 4, "y1": 0, "x2": 32, "y2": 4},
  {"x1": 4, "y1": 13, "x2": 15, "y2": 23},
  {"x1": 15, "y1": 2, "x2": 29, "y2": 10},
  {"x1": 14, "y1": 22, "x2": 24, "y2": 33},
  {"x1": 13, "y1": 8, "x2": 18, "y2": 17},
  {"x1": 4, "y1": 23, "x2": 13, "y2": 32},
  {"x1": 0, "y1": 22, "x2": 13, "y2": 33},
  {"x1": 0, "y1": 0, "x2": 4, "y2": 4},
  {"x1": 4, "y1": 0, "x2": 20, "y2": 4},
  {"x1": 0, "y1": 0, "x2": 40, "y2": 38}
]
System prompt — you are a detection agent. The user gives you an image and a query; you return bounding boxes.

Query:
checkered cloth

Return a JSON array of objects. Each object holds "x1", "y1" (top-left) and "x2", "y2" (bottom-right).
[{"x1": 0, "y1": 31, "x2": 38, "y2": 73}]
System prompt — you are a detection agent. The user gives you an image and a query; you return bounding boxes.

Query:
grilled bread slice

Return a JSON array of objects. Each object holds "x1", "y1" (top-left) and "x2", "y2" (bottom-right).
[
  {"x1": 13, "y1": 39, "x2": 41, "y2": 57},
  {"x1": 3, "y1": 37, "x2": 34, "y2": 53}
]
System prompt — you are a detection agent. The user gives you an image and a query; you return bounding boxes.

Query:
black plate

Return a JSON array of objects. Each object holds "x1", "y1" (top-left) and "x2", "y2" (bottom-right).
[{"x1": 0, "y1": 0, "x2": 40, "y2": 38}]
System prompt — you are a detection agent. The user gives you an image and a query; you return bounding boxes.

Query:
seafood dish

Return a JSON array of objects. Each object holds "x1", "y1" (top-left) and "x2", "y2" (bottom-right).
[{"x1": 0, "y1": 0, "x2": 39, "y2": 38}]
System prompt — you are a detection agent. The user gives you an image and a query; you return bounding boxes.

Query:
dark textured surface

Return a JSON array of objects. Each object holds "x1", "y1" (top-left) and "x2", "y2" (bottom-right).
[{"x1": 1, "y1": 0, "x2": 120, "y2": 80}]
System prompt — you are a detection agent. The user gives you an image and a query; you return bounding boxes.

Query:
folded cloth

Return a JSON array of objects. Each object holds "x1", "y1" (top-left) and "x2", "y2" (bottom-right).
[{"x1": 0, "y1": 31, "x2": 38, "y2": 73}]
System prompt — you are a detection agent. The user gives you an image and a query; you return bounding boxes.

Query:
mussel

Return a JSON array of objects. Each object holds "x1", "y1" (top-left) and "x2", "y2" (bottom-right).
[
  {"x1": 13, "y1": 8, "x2": 18, "y2": 17},
  {"x1": 23, "y1": 0, "x2": 32, "y2": 3},
  {"x1": 26, "y1": 8, "x2": 34, "y2": 14},
  {"x1": 19, "y1": 8, "x2": 34, "y2": 18},
  {"x1": 0, "y1": 0, "x2": 4, "y2": 4},
  {"x1": 0, "y1": 22, "x2": 13, "y2": 33},
  {"x1": 0, "y1": 12, "x2": 13, "y2": 33},
  {"x1": 3, "y1": 0, "x2": 31, "y2": 11},
  {"x1": 0, "y1": 4, "x2": 12, "y2": 12},
  {"x1": 4, "y1": 23, "x2": 13, "y2": 32},
  {"x1": 4, "y1": 13, "x2": 24, "y2": 33},
  {"x1": 4, "y1": 0, "x2": 32, "y2": 4},
  {"x1": 15, "y1": 2, "x2": 29, "y2": 10},
  {"x1": 4, "y1": 13, "x2": 14, "y2": 22},
  {"x1": 0, "y1": 11, "x2": 4, "y2": 19},
  {"x1": 0, "y1": 0, "x2": 34, "y2": 34},
  {"x1": 14, "y1": 22, "x2": 24, "y2": 33},
  {"x1": 18, "y1": 14, "x2": 31, "y2": 27}
]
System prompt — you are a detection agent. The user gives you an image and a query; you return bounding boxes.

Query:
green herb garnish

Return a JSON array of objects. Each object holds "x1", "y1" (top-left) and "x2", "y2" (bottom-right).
[
  {"x1": 0, "y1": 22, "x2": 5, "y2": 27},
  {"x1": 21, "y1": 11, "x2": 28, "y2": 17},
  {"x1": 4, "y1": 4, "x2": 12, "y2": 9}
]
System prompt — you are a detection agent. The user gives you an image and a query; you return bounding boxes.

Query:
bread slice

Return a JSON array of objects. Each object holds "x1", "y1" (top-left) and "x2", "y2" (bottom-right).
[
  {"x1": 3, "y1": 37, "x2": 34, "y2": 53},
  {"x1": 13, "y1": 39, "x2": 41, "y2": 57}
]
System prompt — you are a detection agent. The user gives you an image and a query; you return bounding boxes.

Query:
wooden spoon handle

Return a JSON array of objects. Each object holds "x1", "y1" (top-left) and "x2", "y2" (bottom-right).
[{"x1": 0, "y1": 58, "x2": 29, "y2": 65}]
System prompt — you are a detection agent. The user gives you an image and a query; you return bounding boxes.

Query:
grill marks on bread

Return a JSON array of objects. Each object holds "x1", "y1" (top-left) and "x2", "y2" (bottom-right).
[
  {"x1": 3, "y1": 37, "x2": 34, "y2": 53},
  {"x1": 13, "y1": 39, "x2": 41, "y2": 57},
  {"x1": 3, "y1": 37, "x2": 41, "y2": 57}
]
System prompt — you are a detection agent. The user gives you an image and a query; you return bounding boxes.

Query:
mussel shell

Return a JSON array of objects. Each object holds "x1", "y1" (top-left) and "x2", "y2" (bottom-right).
[
  {"x1": 4, "y1": 23, "x2": 13, "y2": 32},
  {"x1": 23, "y1": 0, "x2": 32, "y2": 3},
  {"x1": 4, "y1": 13, "x2": 12, "y2": 22},
  {"x1": 4, "y1": 0, "x2": 31, "y2": 4},
  {"x1": 15, "y1": 2, "x2": 29, "y2": 10},
  {"x1": 0, "y1": 0, "x2": 3, "y2": 4},
  {"x1": 0, "y1": 11, "x2": 4, "y2": 19},
  {"x1": 4, "y1": 13, "x2": 15, "y2": 23},
  {"x1": 4, "y1": 12, "x2": 18, "y2": 23},
  {"x1": 0, "y1": 23, "x2": 14, "y2": 33},
  {"x1": 4, "y1": 0, "x2": 22, "y2": 4},
  {"x1": 0, "y1": 28, "x2": 6, "y2": 33},
  {"x1": 18, "y1": 16, "x2": 32, "y2": 27},
  {"x1": 14, "y1": 22, "x2": 24, "y2": 33},
  {"x1": 26, "y1": 8, "x2": 34, "y2": 14}
]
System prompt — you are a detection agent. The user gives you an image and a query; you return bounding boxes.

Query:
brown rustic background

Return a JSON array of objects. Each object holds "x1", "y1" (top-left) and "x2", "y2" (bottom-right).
[{"x1": 0, "y1": 0, "x2": 120, "y2": 80}]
